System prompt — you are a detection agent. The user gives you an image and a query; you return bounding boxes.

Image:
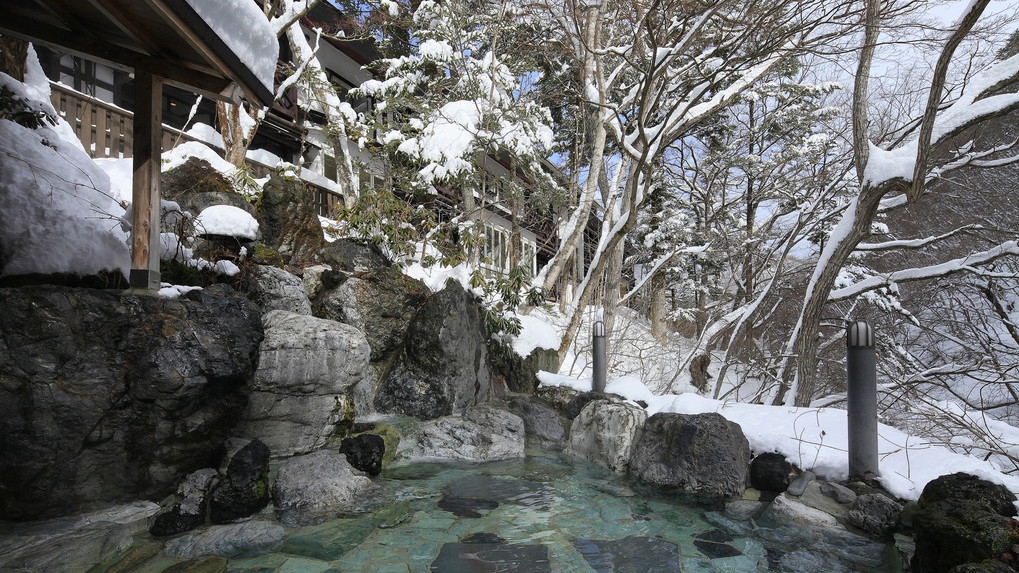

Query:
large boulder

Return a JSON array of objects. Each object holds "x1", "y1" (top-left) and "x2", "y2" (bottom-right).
[
  {"x1": 487, "y1": 341, "x2": 560, "y2": 394},
  {"x1": 162, "y1": 520, "x2": 285, "y2": 559},
  {"x1": 271, "y1": 450, "x2": 379, "y2": 527},
  {"x1": 258, "y1": 172, "x2": 324, "y2": 264},
  {"x1": 0, "y1": 502, "x2": 158, "y2": 572},
  {"x1": 233, "y1": 310, "x2": 369, "y2": 457},
  {"x1": 912, "y1": 473, "x2": 1019, "y2": 573},
  {"x1": 628, "y1": 412, "x2": 751, "y2": 500},
  {"x1": 506, "y1": 395, "x2": 570, "y2": 450},
  {"x1": 318, "y1": 239, "x2": 391, "y2": 272},
  {"x1": 374, "y1": 280, "x2": 492, "y2": 419},
  {"x1": 310, "y1": 266, "x2": 429, "y2": 364},
  {"x1": 0, "y1": 284, "x2": 262, "y2": 521},
  {"x1": 400, "y1": 404, "x2": 526, "y2": 462},
  {"x1": 566, "y1": 399, "x2": 647, "y2": 472},
  {"x1": 242, "y1": 264, "x2": 312, "y2": 315}
]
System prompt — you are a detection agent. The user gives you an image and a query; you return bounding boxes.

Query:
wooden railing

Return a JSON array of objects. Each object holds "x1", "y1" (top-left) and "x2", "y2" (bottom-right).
[{"x1": 49, "y1": 82, "x2": 344, "y2": 216}]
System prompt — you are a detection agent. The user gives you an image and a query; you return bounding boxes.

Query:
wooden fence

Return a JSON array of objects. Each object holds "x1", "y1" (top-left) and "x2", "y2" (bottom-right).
[{"x1": 49, "y1": 82, "x2": 343, "y2": 216}]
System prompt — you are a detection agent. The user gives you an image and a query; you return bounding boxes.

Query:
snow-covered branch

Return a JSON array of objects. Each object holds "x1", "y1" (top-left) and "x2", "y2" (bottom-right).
[{"x1": 830, "y1": 240, "x2": 1019, "y2": 301}]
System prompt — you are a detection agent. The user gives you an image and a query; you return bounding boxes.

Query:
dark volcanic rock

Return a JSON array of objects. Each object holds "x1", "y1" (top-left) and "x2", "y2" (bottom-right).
[
  {"x1": 0, "y1": 284, "x2": 262, "y2": 521},
  {"x1": 318, "y1": 239, "x2": 391, "y2": 272},
  {"x1": 750, "y1": 452, "x2": 793, "y2": 493},
  {"x1": 912, "y1": 473, "x2": 1019, "y2": 573},
  {"x1": 374, "y1": 280, "x2": 492, "y2": 419},
  {"x1": 339, "y1": 433, "x2": 385, "y2": 476},
  {"x1": 310, "y1": 266, "x2": 429, "y2": 363},
  {"x1": 918, "y1": 472, "x2": 1017, "y2": 516},
  {"x1": 628, "y1": 412, "x2": 751, "y2": 500},
  {"x1": 258, "y1": 172, "x2": 324, "y2": 264},
  {"x1": 209, "y1": 439, "x2": 271, "y2": 524}
]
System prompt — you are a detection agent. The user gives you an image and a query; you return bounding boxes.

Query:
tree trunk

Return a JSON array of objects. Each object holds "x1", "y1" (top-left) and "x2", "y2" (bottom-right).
[
  {"x1": 649, "y1": 272, "x2": 668, "y2": 343},
  {"x1": 217, "y1": 101, "x2": 259, "y2": 166},
  {"x1": 0, "y1": 37, "x2": 28, "y2": 81}
]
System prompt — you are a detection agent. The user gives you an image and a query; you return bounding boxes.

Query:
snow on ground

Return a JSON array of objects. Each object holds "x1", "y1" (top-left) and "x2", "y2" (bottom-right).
[{"x1": 539, "y1": 370, "x2": 1019, "y2": 505}]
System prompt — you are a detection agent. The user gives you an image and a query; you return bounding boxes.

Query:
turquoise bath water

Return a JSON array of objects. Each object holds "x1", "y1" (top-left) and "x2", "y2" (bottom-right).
[{"x1": 216, "y1": 452, "x2": 895, "y2": 573}]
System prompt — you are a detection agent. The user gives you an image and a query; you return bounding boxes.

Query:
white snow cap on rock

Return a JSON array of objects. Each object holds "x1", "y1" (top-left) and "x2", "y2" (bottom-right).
[{"x1": 194, "y1": 205, "x2": 259, "y2": 240}]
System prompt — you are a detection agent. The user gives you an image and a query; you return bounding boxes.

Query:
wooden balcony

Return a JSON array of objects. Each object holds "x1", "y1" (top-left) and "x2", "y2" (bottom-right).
[{"x1": 49, "y1": 82, "x2": 344, "y2": 217}]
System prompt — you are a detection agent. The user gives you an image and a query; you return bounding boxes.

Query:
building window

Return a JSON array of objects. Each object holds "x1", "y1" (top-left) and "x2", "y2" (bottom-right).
[{"x1": 480, "y1": 221, "x2": 537, "y2": 279}]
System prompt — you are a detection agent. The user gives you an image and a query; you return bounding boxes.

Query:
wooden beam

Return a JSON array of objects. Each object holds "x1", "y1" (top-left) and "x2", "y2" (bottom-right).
[
  {"x1": 0, "y1": 15, "x2": 235, "y2": 101},
  {"x1": 129, "y1": 70, "x2": 162, "y2": 290}
]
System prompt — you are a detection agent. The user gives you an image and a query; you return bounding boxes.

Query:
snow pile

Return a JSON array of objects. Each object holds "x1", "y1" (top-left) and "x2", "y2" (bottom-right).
[
  {"x1": 183, "y1": 0, "x2": 279, "y2": 96},
  {"x1": 0, "y1": 52, "x2": 130, "y2": 279}
]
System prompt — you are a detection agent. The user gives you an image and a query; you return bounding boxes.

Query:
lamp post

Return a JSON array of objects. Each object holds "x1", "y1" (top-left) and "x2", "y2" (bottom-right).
[
  {"x1": 847, "y1": 320, "x2": 879, "y2": 481},
  {"x1": 592, "y1": 321, "x2": 606, "y2": 393}
]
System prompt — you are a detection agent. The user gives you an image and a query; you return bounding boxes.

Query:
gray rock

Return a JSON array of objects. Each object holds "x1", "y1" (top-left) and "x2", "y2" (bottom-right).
[
  {"x1": 375, "y1": 281, "x2": 492, "y2": 419},
  {"x1": 271, "y1": 450, "x2": 379, "y2": 527},
  {"x1": 0, "y1": 502, "x2": 158, "y2": 572},
  {"x1": 791, "y1": 480, "x2": 850, "y2": 522},
  {"x1": 506, "y1": 396, "x2": 570, "y2": 450},
  {"x1": 567, "y1": 399, "x2": 647, "y2": 472},
  {"x1": 402, "y1": 404, "x2": 526, "y2": 462},
  {"x1": 254, "y1": 310, "x2": 370, "y2": 395},
  {"x1": 233, "y1": 310, "x2": 367, "y2": 456},
  {"x1": 318, "y1": 239, "x2": 391, "y2": 272},
  {"x1": 243, "y1": 264, "x2": 312, "y2": 315},
  {"x1": 162, "y1": 520, "x2": 285, "y2": 559},
  {"x1": 237, "y1": 393, "x2": 355, "y2": 457},
  {"x1": 760, "y1": 493, "x2": 844, "y2": 529},
  {"x1": 628, "y1": 412, "x2": 750, "y2": 500},
  {"x1": 258, "y1": 172, "x2": 325, "y2": 264},
  {"x1": 312, "y1": 266, "x2": 429, "y2": 363},
  {"x1": 150, "y1": 468, "x2": 218, "y2": 536},
  {"x1": 849, "y1": 493, "x2": 903, "y2": 539},
  {"x1": 821, "y1": 481, "x2": 858, "y2": 504},
  {"x1": 787, "y1": 470, "x2": 816, "y2": 496},
  {"x1": 0, "y1": 284, "x2": 262, "y2": 521}
]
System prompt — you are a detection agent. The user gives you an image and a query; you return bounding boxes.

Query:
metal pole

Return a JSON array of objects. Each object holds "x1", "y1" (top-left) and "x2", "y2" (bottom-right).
[
  {"x1": 592, "y1": 321, "x2": 606, "y2": 393},
  {"x1": 847, "y1": 320, "x2": 879, "y2": 480}
]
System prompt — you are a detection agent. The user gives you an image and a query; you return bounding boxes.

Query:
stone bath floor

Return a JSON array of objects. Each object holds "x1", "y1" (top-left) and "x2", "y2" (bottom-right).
[
  {"x1": 229, "y1": 454, "x2": 892, "y2": 572},
  {"x1": 6, "y1": 453, "x2": 898, "y2": 572}
]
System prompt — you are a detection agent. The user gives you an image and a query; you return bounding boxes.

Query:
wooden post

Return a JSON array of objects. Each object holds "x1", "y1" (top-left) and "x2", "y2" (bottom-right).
[{"x1": 129, "y1": 71, "x2": 163, "y2": 290}]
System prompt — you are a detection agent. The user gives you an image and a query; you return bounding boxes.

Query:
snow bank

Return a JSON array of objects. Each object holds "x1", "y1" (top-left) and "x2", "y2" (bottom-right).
[
  {"x1": 0, "y1": 55, "x2": 130, "y2": 279},
  {"x1": 540, "y1": 371, "x2": 1019, "y2": 504}
]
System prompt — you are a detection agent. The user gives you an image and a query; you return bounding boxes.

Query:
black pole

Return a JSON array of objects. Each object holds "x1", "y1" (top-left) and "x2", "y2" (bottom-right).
[
  {"x1": 847, "y1": 320, "x2": 879, "y2": 480},
  {"x1": 592, "y1": 321, "x2": 606, "y2": 393}
]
